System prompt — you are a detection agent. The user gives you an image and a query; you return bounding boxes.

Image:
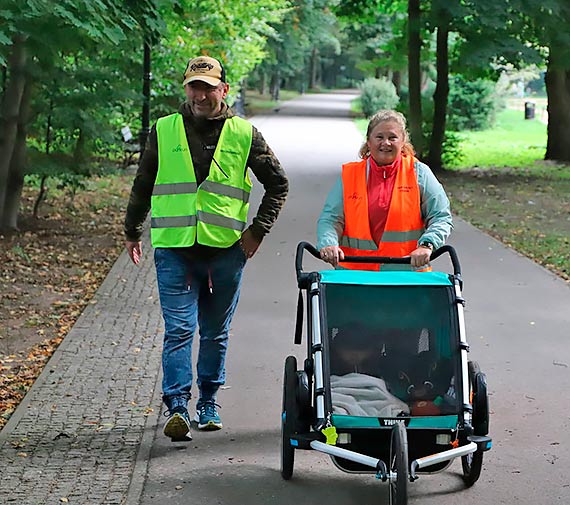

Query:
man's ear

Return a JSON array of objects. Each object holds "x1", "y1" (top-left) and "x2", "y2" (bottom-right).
[{"x1": 222, "y1": 83, "x2": 230, "y2": 98}]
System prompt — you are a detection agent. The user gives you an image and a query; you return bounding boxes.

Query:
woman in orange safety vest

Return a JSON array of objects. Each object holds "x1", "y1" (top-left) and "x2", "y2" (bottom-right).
[{"x1": 317, "y1": 109, "x2": 452, "y2": 271}]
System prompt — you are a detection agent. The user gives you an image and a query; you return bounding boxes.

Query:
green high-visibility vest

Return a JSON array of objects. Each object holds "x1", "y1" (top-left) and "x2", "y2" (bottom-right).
[{"x1": 151, "y1": 113, "x2": 253, "y2": 248}]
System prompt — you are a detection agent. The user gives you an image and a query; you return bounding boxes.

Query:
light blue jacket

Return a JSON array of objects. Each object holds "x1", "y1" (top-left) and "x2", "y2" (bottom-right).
[{"x1": 317, "y1": 159, "x2": 453, "y2": 250}]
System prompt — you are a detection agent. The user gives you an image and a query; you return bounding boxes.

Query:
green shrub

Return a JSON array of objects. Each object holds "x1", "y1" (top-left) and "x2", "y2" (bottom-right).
[
  {"x1": 440, "y1": 131, "x2": 465, "y2": 167},
  {"x1": 359, "y1": 78, "x2": 400, "y2": 118},
  {"x1": 447, "y1": 75, "x2": 497, "y2": 131}
]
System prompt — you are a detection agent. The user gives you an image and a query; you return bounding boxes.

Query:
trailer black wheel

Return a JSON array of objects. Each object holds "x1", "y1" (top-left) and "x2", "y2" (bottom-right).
[
  {"x1": 469, "y1": 361, "x2": 490, "y2": 436},
  {"x1": 388, "y1": 422, "x2": 408, "y2": 505},
  {"x1": 296, "y1": 370, "x2": 312, "y2": 432},
  {"x1": 461, "y1": 361, "x2": 487, "y2": 487},
  {"x1": 281, "y1": 355, "x2": 298, "y2": 480}
]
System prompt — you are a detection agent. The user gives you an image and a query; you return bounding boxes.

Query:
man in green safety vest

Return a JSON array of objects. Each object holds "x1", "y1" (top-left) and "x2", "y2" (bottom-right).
[{"x1": 124, "y1": 55, "x2": 288, "y2": 442}]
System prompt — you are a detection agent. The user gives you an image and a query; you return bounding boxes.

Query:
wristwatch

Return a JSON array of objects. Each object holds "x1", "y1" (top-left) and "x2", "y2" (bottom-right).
[{"x1": 419, "y1": 241, "x2": 434, "y2": 250}]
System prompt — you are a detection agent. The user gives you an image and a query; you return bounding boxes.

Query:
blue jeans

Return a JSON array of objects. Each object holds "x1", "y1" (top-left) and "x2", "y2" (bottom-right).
[{"x1": 154, "y1": 244, "x2": 247, "y2": 405}]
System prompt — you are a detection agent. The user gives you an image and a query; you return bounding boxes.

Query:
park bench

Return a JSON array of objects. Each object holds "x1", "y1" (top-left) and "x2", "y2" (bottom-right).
[{"x1": 121, "y1": 125, "x2": 140, "y2": 169}]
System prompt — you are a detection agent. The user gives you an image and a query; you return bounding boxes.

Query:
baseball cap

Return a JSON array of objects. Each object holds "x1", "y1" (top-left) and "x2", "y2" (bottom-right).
[{"x1": 182, "y1": 56, "x2": 226, "y2": 87}]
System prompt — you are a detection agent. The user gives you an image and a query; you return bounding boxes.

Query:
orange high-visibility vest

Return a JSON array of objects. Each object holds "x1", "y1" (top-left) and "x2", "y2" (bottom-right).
[{"x1": 340, "y1": 155, "x2": 428, "y2": 271}]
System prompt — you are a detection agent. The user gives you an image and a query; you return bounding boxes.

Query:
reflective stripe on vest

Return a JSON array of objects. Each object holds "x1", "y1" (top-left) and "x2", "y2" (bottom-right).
[
  {"x1": 152, "y1": 182, "x2": 197, "y2": 196},
  {"x1": 151, "y1": 113, "x2": 253, "y2": 248},
  {"x1": 340, "y1": 155, "x2": 428, "y2": 271}
]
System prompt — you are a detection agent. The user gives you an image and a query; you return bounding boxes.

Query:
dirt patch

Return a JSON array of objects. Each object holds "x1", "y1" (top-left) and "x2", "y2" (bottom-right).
[
  {"x1": 440, "y1": 168, "x2": 570, "y2": 280},
  {"x1": 0, "y1": 175, "x2": 132, "y2": 428}
]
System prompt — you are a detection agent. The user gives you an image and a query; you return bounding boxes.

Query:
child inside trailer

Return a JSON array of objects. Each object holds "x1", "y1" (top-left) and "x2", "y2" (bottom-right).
[{"x1": 328, "y1": 322, "x2": 457, "y2": 417}]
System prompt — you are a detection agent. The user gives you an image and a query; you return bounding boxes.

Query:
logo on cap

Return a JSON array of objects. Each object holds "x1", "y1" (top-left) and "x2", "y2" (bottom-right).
[{"x1": 190, "y1": 62, "x2": 214, "y2": 73}]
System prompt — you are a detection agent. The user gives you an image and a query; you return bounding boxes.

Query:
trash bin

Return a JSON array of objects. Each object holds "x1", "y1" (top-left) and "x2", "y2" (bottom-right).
[{"x1": 524, "y1": 101, "x2": 535, "y2": 120}]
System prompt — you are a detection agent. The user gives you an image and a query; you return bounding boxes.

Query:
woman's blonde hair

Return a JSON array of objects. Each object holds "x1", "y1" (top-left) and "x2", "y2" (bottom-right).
[{"x1": 359, "y1": 109, "x2": 415, "y2": 159}]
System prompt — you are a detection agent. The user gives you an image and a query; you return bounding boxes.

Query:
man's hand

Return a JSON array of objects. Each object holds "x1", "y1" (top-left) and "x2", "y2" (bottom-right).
[
  {"x1": 239, "y1": 229, "x2": 262, "y2": 259},
  {"x1": 320, "y1": 245, "x2": 345, "y2": 267},
  {"x1": 126, "y1": 240, "x2": 142, "y2": 265},
  {"x1": 410, "y1": 246, "x2": 432, "y2": 268}
]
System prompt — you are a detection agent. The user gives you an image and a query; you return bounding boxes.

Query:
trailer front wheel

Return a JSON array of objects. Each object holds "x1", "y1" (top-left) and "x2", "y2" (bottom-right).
[{"x1": 389, "y1": 422, "x2": 408, "y2": 505}]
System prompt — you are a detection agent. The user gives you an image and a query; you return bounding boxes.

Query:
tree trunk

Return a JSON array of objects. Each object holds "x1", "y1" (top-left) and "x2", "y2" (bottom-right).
[
  {"x1": 428, "y1": 24, "x2": 449, "y2": 173},
  {"x1": 33, "y1": 102, "x2": 53, "y2": 218},
  {"x1": 407, "y1": 0, "x2": 423, "y2": 158},
  {"x1": 0, "y1": 35, "x2": 28, "y2": 231},
  {"x1": 309, "y1": 47, "x2": 319, "y2": 89},
  {"x1": 270, "y1": 68, "x2": 280, "y2": 101},
  {"x1": 323, "y1": 65, "x2": 336, "y2": 89},
  {"x1": 392, "y1": 70, "x2": 402, "y2": 97},
  {"x1": 234, "y1": 80, "x2": 246, "y2": 118},
  {"x1": 74, "y1": 127, "x2": 87, "y2": 163},
  {"x1": 545, "y1": 46, "x2": 570, "y2": 162},
  {"x1": 259, "y1": 72, "x2": 267, "y2": 95},
  {"x1": 33, "y1": 175, "x2": 48, "y2": 219},
  {"x1": 3, "y1": 80, "x2": 32, "y2": 230},
  {"x1": 1, "y1": 65, "x2": 6, "y2": 104}
]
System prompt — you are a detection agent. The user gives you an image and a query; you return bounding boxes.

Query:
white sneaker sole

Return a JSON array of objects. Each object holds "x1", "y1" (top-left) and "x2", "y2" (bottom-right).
[{"x1": 194, "y1": 412, "x2": 223, "y2": 431}]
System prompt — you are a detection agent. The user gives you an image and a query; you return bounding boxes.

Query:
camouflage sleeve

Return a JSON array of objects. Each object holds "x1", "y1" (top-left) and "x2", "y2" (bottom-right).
[
  {"x1": 246, "y1": 126, "x2": 289, "y2": 240},
  {"x1": 124, "y1": 126, "x2": 158, "y2": 241}
]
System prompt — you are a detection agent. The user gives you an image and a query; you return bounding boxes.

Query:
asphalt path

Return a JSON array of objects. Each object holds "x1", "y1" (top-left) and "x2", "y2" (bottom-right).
[{"x1": 138, "y1": 92, "x2": 570, "y2": 504}]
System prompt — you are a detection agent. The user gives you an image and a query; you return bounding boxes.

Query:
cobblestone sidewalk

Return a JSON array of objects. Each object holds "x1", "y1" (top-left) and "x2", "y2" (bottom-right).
[{"x1": 0, "y1": 244, "x2": 162, "y2": 504}]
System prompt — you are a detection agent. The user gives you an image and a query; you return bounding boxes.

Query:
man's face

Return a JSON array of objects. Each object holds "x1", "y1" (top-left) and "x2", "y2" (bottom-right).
[{"x1": 185, "y1": 81, "x2": 229, "y2": 118}]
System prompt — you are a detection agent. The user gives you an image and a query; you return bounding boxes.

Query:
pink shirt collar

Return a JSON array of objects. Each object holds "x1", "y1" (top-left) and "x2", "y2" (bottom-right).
[{"x1": 369, "y1": 155, "x2": 401, "y2": 176}]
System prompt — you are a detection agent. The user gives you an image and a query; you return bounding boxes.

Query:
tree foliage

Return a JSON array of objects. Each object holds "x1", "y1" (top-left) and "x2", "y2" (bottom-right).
[
  {"x1": 155, "y1": 0, "x2": 289, "y2": 102},
  {"x1": 2, "y1": 0, "x2": 570, "y2": 232},
  {"x1": 250, "y1": 0, "x2": 342, "y2": 96},
  {"x1": 0, "y1": 0, "x2": 288, "y2": 230}
]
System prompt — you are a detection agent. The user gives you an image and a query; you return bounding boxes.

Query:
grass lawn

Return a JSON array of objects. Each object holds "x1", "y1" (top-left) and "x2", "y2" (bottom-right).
[
  {"x1": 243, "y1": 89, "x2": 301, "y2": 117},
  {"x1": 454, "y1": 108, "x2": 548, "y2": 169}
]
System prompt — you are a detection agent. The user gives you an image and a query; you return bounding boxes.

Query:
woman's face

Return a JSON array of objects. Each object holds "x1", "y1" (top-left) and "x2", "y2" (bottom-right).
[{"x1": 367, "y1": 120, "x2": 405, "y2": 166}]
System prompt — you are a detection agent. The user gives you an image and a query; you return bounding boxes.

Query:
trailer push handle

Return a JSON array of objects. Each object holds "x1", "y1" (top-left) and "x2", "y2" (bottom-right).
[{"x1": 295, "y1": 241, "x2": 462, "y2": 284}]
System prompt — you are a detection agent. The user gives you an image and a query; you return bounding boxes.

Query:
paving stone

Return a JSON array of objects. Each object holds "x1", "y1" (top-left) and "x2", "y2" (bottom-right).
[{"x1": 0, "y1": 239, "x2": 163, "y2": 505}]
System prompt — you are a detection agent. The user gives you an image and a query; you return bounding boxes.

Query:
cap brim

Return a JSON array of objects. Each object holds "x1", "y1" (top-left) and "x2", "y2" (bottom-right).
[{"x1": 183, "y1": 75, "x2": 221, "y2": 87}]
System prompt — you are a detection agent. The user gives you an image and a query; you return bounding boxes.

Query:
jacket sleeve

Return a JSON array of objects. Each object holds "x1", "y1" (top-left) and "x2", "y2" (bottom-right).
[
  {"x1": 124, "y1": 125, "x2": 158, "y2": 241},
  {"x1": 416, "y1": 161, "x2": 453, "y2": 249},
  {"x1": 316, "y1": 176, "x2": 345, "y2": 249},
  {"x1": 245, "y1": 126, "x2": 289, "y2": 240}
]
